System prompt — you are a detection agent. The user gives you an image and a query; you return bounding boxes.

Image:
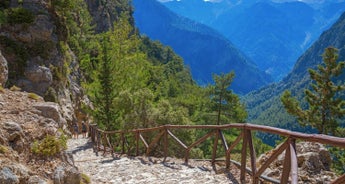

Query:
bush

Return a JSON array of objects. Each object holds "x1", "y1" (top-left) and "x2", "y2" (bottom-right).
[
  {"x1": 80, "y1": 173, "x2": 91, "y2": 184},
  {"x1": 31, "y1": 134, "x2": 67, "y2": 157},
  {"x1": 10, "y1": 85, "x2": 21, "y2": 91},
  {"x1": 28, "y1": 93, "x2": 40, "y2": 100},
  {"x1": 0, "y1": 145, "x2": 8, "y2": 154},
  {"x1": 6, "y1": 7, "x2": 35, "y2": 25},
  {"x1": 0, "y1": 85, "x2": 4, "y2": 93}
]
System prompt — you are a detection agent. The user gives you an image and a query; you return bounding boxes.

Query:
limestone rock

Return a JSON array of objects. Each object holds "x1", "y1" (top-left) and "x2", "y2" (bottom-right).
[
  {"x1": 28, "y1": 175, "x2": 47, "y2": 184},
  {"x1": 53, "y1": 165, "x2": 80, "y2": 184},
  {"x1": 33, "y1": 102, "x2": 65, "y2": 127},
  {"x1": 257, "y1": 142, "x2": 337, "y2": 183},
  {"x1": 19, "y1": 65, "x2": 52, "y2": 96},
  {"x1": 0, "y1": 167, "x2": 19, "y2": 184},
  {"x1": 0, "y1": 50, "x2": 8, "y2": 86}
]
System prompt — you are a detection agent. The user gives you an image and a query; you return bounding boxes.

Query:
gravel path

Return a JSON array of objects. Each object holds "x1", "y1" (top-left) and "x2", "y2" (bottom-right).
[{"x1": 67, "y1": 137, "x2": 241, "y2": 184}]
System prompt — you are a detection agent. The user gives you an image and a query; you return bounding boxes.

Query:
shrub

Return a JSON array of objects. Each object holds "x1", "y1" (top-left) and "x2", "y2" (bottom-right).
[
  {"x1": 0, "y1": 145, "x2": 8, "y2": 154},
  {"x1": 80, "y1": 173, "x2": 91, "y2": 184},
  {"x1": 44, "y1": 87, "x2": 58, "y2": 102},
  {"x1": 6, "y1": 7, "x2": 35, "y2": 25},
  {"x1": 31, "y1": 134, "x2": 67, "y2": 157},
  {"x1": 0, "y1": 85, "x2": 4, "y2": 93},
  {"x1": 10, "y1": 85, "x2": 21, "y2": 91},
  {"x1": 28, "y1": 93, "x2": 40, "y2": 100}
]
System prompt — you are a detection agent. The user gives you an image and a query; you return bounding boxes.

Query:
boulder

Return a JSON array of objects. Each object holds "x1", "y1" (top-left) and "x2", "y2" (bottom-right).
[
  {"x1": 0, "y1": 50, "x2": 8, "y2": 86},
  {"x1": 19, "y1": 65, "x2": 52, "y2": 95},
  {"x1": 33, "y1": 102, "x2": 65, "y2": 127},
  {"x1": 257, "y1": 142, "x2": 336, "y2": 183},
  {"x1": 28, "y1": 175, "x2": 47, "y2": 184},
  {"x1": 0, "y1": 167, "x2": 19, "y2": 184},
  {"x1": 53, "y1": 165, "x2": 80, "y2": 184}
]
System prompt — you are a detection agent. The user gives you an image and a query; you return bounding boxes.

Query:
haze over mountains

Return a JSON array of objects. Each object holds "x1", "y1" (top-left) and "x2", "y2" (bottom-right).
[
  {"x1": 158, "y1": 0, "x2": 345, "y2": 80},
  {"x1": 133, "y1": 0, "x2": 272, "y2": 94},
  {"x1": 244, "y1": 11, "x2": 345, "y2": 133}
]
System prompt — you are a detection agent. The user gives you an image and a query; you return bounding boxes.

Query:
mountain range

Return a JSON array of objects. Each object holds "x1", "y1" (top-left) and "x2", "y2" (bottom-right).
[
  {"x1": 243, "y1": 11, "x2": 345, "y2": 132},
  {"x1": 132, "y1": 0, "x2": 272, "y2": 94},
  {"x1": 159, "y1": 0, "x2": 345, "y2": 80}
]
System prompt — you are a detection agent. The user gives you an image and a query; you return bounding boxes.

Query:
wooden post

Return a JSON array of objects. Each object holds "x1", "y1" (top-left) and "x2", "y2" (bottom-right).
[
  {"x1": 290, "y1": 138, "x2": 298, "y2": 184},
  {"x1": 163, "y1": 128, "x2": 168, "y2": 162},
  {"x1": 121, "y1": 132, "x2": 125, "y2": 154},
  {"x1": 281, "y1": 138, "x2": 292, "y2": 184},
  {"x1": 212, "y1": 130, "x2": 220, "y2": 165},
  {"x1": 136, "y1": 131, "x2": 139, "y2": 156},
  {"x1": 247, "y1": 130, "x2": 257, "y2": 183},
  {"x1": 241, "y1": 130, "x2": 248, "y2": 184}
]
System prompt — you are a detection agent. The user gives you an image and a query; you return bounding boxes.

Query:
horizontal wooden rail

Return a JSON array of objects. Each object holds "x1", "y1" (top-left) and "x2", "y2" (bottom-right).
[{"x1": 88, "y1": 123, "x2": 345, "y2": 184}]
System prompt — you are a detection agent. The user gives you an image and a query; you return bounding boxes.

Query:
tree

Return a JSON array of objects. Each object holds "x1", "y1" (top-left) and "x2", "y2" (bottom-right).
[
  {"x1": 281, "y1": 47, "x2": 345, "y2": 135},
  {"x1": 91, "y1": 36, "x2": 118, "y2": 130},
  {"x1": 210, "y1": 72, "x2": 247, "y2": 125}
]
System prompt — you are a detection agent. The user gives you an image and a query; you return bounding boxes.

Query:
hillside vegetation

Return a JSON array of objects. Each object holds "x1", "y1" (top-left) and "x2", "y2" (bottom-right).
[{"x1": 132, "y1": 0, "x2": 272, "y2": 94}]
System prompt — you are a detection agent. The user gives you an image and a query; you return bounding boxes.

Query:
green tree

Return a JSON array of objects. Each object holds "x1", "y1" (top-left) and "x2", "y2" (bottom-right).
[
  {"x1": 210, "y1": 72, "x2": 247, "y2": 125},
  {"x1": 91, "y1": 36, "x2": 117, "y2": 130},
  {"x1": 281, "y1": 47, "x2": 345, "y2": 135}
]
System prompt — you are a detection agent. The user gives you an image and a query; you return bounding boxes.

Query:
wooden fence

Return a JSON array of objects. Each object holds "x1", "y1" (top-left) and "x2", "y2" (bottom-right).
[{"x1": 88, "y1": 123, "x2": 345, "y2": 184}]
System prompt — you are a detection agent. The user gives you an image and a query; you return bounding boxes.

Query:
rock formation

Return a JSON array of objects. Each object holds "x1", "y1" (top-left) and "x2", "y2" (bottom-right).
[
  {"x1": 257, "y1": 142, "x2": 337, "y2": 184},
  {"x1": 0, "y1": 88, "x2": 81, "y2": 183},
  {"x1": 0, "y1": 50, "x2": 8, "y2": 86}
]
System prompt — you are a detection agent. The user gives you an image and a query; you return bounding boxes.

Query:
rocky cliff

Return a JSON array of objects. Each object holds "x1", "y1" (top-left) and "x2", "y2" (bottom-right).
[
  {"x1": 0, "y1": 88, "x2": 81, "y2": 183},
  {"x1": 0, "y1": 0, "x2": 89, "y2": 129}
]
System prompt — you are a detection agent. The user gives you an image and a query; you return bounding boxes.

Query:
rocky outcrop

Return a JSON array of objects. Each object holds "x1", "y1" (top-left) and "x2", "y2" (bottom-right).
[
  {"x1": 257, "y1": 142, "x2": 337, "y2": 184},
  {"x1": 0, "y1": 89, "x2": 81, "y2": 183},
  {"x1": 0, "y1": 50, "x2": 8, "y2": 86}
]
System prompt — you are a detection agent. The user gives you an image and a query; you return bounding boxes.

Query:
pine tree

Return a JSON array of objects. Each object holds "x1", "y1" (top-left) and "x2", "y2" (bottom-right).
[
  {"x1": 281, "y1": 47, "x2": 345, "y2": 135},
  {"x1": 210, "y1": 72, "x2": 247, "y2": 125},
  {"x1": 92, "y1": 36, "x2": 118, "y2": 130}
]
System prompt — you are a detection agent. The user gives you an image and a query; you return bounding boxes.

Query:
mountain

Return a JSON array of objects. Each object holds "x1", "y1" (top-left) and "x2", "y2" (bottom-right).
[
  {"x1": 132, "y1": 0, "x2": 272, "y2": 94},
  {"x1": 243, "y1": 11, "x2": 345, "y2": 131},
  {"x1": 160, "y1": 0, "x2": 345, "y2": 81}
]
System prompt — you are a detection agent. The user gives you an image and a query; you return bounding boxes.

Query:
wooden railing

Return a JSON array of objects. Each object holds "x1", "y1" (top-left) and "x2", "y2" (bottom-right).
[{"x1": 88, "y1": 123, "x2": 345, "y2": 184}]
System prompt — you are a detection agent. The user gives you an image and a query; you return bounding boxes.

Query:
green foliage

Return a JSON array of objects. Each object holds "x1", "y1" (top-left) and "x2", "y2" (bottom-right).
[
  {"x1": 0, "y1": 36, "x2": 28, "y2": 80},
  {"x1": 0, "y1": 10, "x2": 6, "y2": 26},
  {"x1": 44, "y1": 87, "x2": 58, "y2": 103},
  {"x1": 281, "y1": 47, "x2": 345, "y2": 135},
  {"x1": 31, "y1": 134, "x2": 67, "y2": 157},
  {"x1": 209, "y1": 72, "x2": 247, "y2": 125},
  {"x1": 10, "y1": 85, "x2": 21, "y2": 91},
  {"x1": 29, "y1": 41, "x2": 55, "y2": 59},
  {"x1": 28, "y1": 93, "x2": 40, "y2": 100},
  {"x1": 80, "y1": 173, "x2": 91, "y2": 184},
  {"x1": 0, "y1": 145, "x2": 8, "y2": 154},
  {"x1": 6, "y1": 7, "x2": 35, "y2": 25},
  {"x1": 0, "y1": 0, "x2": 10, "y2": 9},
  {"x1": 0, "y1": 85, "x2": 4, "y2": 93}
]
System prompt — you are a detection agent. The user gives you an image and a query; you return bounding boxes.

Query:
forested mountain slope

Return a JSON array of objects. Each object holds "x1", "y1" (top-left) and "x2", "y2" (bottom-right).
[
  {"x1": 132, "y1": 0, "x2": 272, "y2": 94},
  {"x1": 244, "y1": 11, "x2": 345, "y2": 131},
  {"x1": 161, "y1": 0, "x2": 345, "y2": 81}
]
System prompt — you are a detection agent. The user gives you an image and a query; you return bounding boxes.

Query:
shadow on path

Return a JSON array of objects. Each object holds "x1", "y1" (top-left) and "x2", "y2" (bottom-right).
[{"x1": 70, "y1": 139, "x2": 93, "y2": 154}]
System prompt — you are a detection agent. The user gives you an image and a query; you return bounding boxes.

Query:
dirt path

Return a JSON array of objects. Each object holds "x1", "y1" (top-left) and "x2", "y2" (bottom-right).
[{"x1": 67, "y1": 137, "x2": 241, "y2": 184}]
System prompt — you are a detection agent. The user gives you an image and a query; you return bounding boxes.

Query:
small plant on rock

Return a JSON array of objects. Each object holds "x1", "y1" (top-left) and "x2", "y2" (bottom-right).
[
  {"x1": 10, "y1": 85, "x2": 21, "y2": 91},
  {"x1": 28, "y1": 92, "x2": 40, "y2": 100},
  {"x1": 31, "y1": 134, "x2": 67, "y2": 157}
]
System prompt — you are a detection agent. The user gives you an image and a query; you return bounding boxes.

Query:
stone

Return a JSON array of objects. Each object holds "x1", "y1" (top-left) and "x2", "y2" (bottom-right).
[
  {"x1": 33, "y1": 102, "x2": 63, "y2": 127},
  {"x1": 0, "y1": 167, "x2": 19, "y2": 184},
  {"x1": 28, "y1": 175, "x2": 47, "y2": 184},
  {"x1": 21, "y1": 65, "x2": 53, "y2": 95},
  {"x1": 3, "y1": 122, "x2": 23, "y2": 133},
  {"x1": 53, "y1": 165, "x2": 80, "y2": 184},
  {"x1": 0, "y1": 50, "x2": 8, "y2": 86}
]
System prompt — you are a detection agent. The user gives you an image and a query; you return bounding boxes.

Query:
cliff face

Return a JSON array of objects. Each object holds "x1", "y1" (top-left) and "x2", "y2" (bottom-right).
[{"x1": 0, "y1": 0, "x2": 88, "y2": 126}]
